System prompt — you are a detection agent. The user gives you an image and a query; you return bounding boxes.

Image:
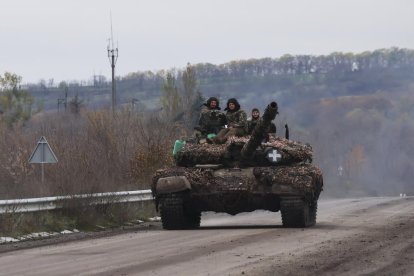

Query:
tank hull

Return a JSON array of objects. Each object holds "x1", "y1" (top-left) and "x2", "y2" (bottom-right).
[{"x1": 152, "y1": 164, "x2": 323, "y2": 215}]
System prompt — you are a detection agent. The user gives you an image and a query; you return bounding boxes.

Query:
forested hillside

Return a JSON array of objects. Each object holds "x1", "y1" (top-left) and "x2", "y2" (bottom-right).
[
  {"x1": 3, "y1": 47, "x2": 414, "y2": 198},
  {"x1": 26, "y1": 48, "x2": 414, "y2": 112}
]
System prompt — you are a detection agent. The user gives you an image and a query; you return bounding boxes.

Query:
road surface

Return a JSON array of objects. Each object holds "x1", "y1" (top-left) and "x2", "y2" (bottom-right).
[{"x1": 0, "y1": 197, "x2": 413, "y2": 275}]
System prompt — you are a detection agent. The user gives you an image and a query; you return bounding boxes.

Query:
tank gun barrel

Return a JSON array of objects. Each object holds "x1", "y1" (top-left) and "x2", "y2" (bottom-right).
[{"x1": 241, "y1": 102, "x2": 278, "y2": 159}]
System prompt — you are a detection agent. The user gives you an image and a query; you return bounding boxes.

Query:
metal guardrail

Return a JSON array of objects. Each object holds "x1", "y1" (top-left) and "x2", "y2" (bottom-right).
[{"x1": 0, "y1": 190, "x2": 153, "y2": 214}]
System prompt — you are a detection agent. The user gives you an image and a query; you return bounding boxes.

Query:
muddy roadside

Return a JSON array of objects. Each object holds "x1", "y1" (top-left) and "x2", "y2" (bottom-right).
[{"x1": 0, "y1": 221, "x2": 162, "y2": 254}]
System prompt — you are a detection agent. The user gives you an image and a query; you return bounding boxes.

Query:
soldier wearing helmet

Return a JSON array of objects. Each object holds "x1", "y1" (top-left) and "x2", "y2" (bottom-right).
[
  {"x1": 213, "y1": 98, "x2": 247, "y2": 143},
  {"x1": 194, "y1": 97, "x2": 226, "y2": 138}
]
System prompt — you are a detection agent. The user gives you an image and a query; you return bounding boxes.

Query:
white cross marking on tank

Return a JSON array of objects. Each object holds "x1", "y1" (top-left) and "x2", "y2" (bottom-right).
[{"x1": 268, "y1": 149, "x2": 281, "y2": 162}]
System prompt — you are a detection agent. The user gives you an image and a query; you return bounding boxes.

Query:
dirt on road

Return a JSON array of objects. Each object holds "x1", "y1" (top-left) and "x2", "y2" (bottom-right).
[{"x1": 0, "y1": 197, "x2": 413, "y2": 276}]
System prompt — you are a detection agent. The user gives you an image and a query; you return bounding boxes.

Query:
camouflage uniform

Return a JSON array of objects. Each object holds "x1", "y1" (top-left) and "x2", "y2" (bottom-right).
[
  {"x1": 246, "y1": 117, "x2": 259, "y2": 134},
  {"x1": 198, "y1": 109, "x2": 226, "y2": 135},
  {"x1": 227, "y1": 109, "x2": 247, "y2": 128},
  {"x1": 215, "y1": 98, "x2": 247, "y2": 142},
  {"x1": 195, "y1": 97, "x2": 226, "y2": 137},
  {"x1": 246, "y1": 117, "x2": 276, "y2": 135},
  {"x1": 246, "y1": 107, "x2": 277, "y2": 140}
]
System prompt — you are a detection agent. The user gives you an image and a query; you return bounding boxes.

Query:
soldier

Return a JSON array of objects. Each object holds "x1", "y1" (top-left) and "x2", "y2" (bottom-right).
[
  {"x1": 213, "y1": 98, "x2": 247, "y2": 143},
  {"x1": 246, "y1": 107, "x2": 277, "y2": 140},
  {"x1": 245, "y1": 108, "x2": 260, "y2": 135},
  {"x1": 194, "y1": 97, "x2": 226, "y2": 138}
]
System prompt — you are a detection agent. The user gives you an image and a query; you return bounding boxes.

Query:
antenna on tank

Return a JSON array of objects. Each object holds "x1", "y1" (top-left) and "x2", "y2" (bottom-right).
[{"x1": 107, "y1": 10, "x2": 118, "y2": 115}]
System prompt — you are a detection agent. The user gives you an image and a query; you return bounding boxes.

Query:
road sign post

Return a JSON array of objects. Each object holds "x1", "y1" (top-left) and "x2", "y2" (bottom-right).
[{"x1": 28, "y1": 136, "x2": 58, "y2": 183}]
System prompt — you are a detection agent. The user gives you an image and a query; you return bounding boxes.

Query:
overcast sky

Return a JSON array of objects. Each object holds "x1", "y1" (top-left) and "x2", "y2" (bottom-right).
[{"x1": 1, "y1": 0, "x2": 413, "y2": 84}]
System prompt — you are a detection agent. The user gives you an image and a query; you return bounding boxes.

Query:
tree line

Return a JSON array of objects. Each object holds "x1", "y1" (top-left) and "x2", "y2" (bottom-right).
[{"x1": 23, "y1": 47, "x2": 414, "y2": 112}]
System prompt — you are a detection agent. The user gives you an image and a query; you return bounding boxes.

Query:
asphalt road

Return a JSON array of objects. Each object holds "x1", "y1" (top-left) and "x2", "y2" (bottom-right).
[{"x1": 0, "y1": 197, "x2": 413, "y2": 276}]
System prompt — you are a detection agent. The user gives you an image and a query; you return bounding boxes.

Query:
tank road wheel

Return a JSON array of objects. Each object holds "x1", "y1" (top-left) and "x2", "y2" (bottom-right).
[
  {"x1": 159, "y1": 193, "x2": 200, "y2": 230},
  {"x1": 280, "y1": 198, "x2": 316, "y2": 228}
]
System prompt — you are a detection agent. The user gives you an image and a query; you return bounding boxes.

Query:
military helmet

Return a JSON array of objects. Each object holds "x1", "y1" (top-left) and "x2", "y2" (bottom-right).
[
  {"x1": 204, "y1": 97, "x2": 221, "y2": 110},
  {"x1": 224, "y1": 98, "x2": 240, "y2": 111}
]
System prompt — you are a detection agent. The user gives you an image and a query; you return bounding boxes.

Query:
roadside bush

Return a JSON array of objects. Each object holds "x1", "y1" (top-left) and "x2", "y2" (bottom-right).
[{"x1": 0, "y1": 107, "x2": 180, "y2": 199}]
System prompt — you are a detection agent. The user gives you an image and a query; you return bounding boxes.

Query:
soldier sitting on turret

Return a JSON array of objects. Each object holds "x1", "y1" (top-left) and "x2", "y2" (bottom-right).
[
  {"x1": 246, "y1": 107, "x2": 277, "y2": 141},
  {"x1": 194, "y1": 97, "x2": 226, "y2": 139},
  {"x1": 245, "y1": 108, "x2": 260, "y2": 135},
  {"x1": 212, "y1": 98, "x2": 247, "y2": 143}
]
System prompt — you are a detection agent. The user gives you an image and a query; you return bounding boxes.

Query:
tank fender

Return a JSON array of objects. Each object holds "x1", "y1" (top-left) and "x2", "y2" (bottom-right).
[{"x1": 156, "y1": 176, "x2": 191, "y2": 194}]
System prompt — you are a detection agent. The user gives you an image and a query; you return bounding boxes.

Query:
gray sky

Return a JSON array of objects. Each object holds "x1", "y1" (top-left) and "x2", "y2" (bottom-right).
[{"x1": 1, "y1": 0, "x2": 413, "y2": 84}]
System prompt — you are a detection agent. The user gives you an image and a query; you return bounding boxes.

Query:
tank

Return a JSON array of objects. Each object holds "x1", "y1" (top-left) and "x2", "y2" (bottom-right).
[{"x1": 152, "y1": 102, "x2": 323, "y2": 229}]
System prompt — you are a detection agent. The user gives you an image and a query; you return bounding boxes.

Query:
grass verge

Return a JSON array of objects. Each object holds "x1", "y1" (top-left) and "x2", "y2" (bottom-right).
[{"x1": 0, "y1": 201, "x2": 157, "y2": 238}]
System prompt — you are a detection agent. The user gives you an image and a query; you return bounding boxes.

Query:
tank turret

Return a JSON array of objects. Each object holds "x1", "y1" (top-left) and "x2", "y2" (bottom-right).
[{"x1": 174, "y1": 101, "x2": 312, "y2": 167}]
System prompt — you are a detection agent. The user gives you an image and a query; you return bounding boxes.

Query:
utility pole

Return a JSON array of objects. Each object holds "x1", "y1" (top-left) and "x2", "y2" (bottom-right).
[{"x1": 107, "y1": 12, "x2": 118, "y2": 115}]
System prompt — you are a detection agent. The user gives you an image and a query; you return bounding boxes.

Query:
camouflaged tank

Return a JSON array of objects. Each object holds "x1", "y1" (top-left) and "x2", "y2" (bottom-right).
[{"x1": 152, "y1": 102, "x2": 323, "y2": 229}]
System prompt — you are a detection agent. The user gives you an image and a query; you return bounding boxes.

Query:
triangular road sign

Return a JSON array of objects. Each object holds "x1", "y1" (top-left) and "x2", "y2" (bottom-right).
[{"x1": 28, "y1": 136, "x2": 58, "y2": 164}]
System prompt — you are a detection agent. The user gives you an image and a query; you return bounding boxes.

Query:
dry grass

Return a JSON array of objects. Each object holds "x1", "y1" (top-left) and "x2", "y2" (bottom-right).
[
  {"x1": 0, "y1": 107, "x2": 180, "y2": 199},
  {"x1": 0, "y1": 107, "x2": 182, "y2": 234},
  {"x1": 0, "y1": 201, "x2": 157, "y2": 237}
]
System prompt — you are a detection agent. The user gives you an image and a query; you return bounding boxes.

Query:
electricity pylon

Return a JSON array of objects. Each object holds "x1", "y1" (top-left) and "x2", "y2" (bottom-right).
[{"x1": 107, "y1": 12, "x2": 118, "y2": 115}]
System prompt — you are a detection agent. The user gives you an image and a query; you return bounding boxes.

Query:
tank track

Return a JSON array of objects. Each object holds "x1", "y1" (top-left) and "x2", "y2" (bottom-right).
[
  {"x1": 280, "y1": 198, "x2": 317, "y2": 228},
  {"x1": 160, "y1": 193, "x2": 201, "y2": 230}
]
